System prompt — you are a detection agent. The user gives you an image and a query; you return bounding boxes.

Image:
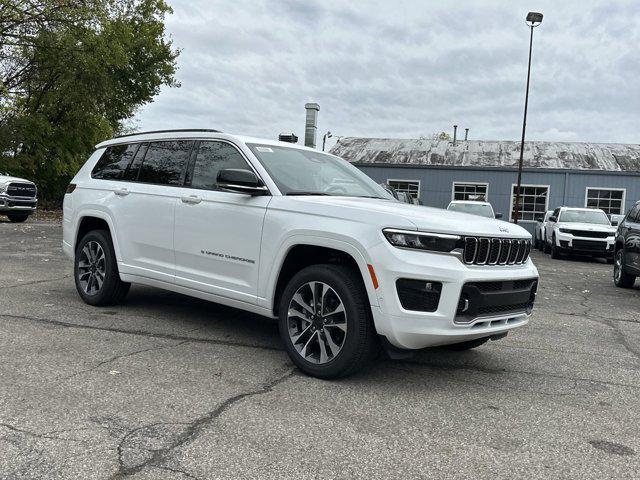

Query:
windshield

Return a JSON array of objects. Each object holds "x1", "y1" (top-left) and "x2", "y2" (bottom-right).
[
  {"x1": 447, "y1": 203, "x2": 494, "y2": 218},
  {"x1": 559, "y1": 209, "x2": 610, "y2": 225},
  {"x1": 247, "y1": 144, "x2": 392, "y2": 199}
]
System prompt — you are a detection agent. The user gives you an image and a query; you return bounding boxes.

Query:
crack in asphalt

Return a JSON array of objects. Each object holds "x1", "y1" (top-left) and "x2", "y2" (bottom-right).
[
  {"x1": 109, "y1": 367, "x2": 296, "y2": 479},
  {"x1": 1, "y1": 314, "x2": 282, "y2": 352},
  {"x1": 57, "y1": 340, "x2": 192, "y2": 382},
  {"x1": 152, "y1": 464, "x2": 203, "y2": 480},
  {"x1": 1, "y1": 275, "x2": 72, "y2": 290},
  {"x1": 0, "y1": 423, "x2": 90, "y2": 444}
]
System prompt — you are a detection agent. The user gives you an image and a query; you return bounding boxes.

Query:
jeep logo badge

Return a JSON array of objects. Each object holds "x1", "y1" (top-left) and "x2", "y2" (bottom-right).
[{"x1": 499, "y1": 226, "x2": 509, "y2": 233}]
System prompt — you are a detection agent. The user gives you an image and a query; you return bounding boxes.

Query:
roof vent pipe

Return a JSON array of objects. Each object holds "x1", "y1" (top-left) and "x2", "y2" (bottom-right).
[
  {"x1": 453, "y1": 125, "x2": 458, "y2": 146},
  {"x1": 464, "y1": 128, "x2": 469, "y2": 141},
  {"x1": 304, "y1": 103, "x2": 320, "y2": 148}
]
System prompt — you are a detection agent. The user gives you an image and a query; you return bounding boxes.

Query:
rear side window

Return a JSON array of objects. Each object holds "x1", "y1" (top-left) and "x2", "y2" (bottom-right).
[
  {"x1": 92, "y1": 144, "x2": 138, "y2": 180},
  {"x1": 189, "y1": 141, "x2": 250, "y2": 190},
  {"x1": 628, "y1": 204, "x2": 640, "y2": 222},
  {"x1": 138, "y1": 141, "x2": 193, "y2": 186}
]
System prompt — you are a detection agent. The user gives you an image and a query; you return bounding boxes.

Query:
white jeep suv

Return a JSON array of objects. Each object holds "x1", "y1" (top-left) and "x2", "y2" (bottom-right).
[
  {"x1": 63, "y1": 130, "x2": 538, "y2": 378},
  {"x1": 544, "y1": 207, "x2": 616, "y2": 261}
]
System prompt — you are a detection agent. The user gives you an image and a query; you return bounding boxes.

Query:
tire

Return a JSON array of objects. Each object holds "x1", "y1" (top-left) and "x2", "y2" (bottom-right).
[
  {"x1": 614, "y1": 249, "x2": 636, "y2": 288},
  {"x1": 444, "y1": 336, "x2": 490, "y2": 351},
  {"x1": 551, "y1": 236, "x2": 561, "y2": 259},
  {"x1": 74, "y1": 229, "x2": 130, "y2": 306},
  {"x1": 7, "y1": 213, "x2": 29, "y2": 223},
  {"x1": 278, "y1": 264, "x2": 378, "y2": 379},
  {"x1": 543, "y1": 240, "x2": 551, "y2": 254}
]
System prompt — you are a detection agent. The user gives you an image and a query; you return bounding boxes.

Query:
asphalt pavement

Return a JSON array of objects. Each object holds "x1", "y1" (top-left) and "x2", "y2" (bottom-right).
[{"x1": 1, "y1": 217, "x2": 639, "y2": 479}]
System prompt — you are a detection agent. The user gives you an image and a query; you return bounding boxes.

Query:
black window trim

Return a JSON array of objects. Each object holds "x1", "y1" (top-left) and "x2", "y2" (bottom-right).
[{"x1": 91, "y1": 137, "x2": 271, "y2": 195}]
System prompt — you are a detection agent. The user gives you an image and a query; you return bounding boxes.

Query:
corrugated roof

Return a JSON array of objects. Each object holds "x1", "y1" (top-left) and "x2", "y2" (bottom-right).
[{"x1": 330, "y1": 138, "x2": 640, "y2": 172}]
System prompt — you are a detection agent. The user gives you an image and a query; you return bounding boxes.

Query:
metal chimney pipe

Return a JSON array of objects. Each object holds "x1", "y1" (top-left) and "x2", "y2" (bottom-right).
[
  {"x1": 464, "y1": 128, "x2": 469, "y2": 141},
  {"x1": 453, "y1": 125, "x2": 458, "y2": 146},
  {"x1": 304, "y1": 103, "x2": 320, "y2": 148}
]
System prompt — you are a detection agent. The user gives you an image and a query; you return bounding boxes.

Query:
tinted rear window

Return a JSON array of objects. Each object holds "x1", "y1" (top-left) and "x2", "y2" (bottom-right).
[
  {"x1": 138, "y1": 141, "x2": 193, "y2": 185},
  {"x1": 92, "y1": 144, "x2": 139, "y2": 180}
]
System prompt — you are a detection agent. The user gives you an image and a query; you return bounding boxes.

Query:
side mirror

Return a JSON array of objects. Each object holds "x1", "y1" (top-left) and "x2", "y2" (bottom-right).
[
  {"x1": 611, "y1": 219, "x2": 619, "y2": 227},
  {"x1": 495, "y1": 212, "x2": 503, "y2": 219},
  {"x1": 535, "y1": 215, "x2": 543, "y2": 222},
  {"x1": 549, "y1": 216, "x2": 557, "y2": 222},
  {"x1": 217, "y1": 169, "x2": 268, "y2": 195}
]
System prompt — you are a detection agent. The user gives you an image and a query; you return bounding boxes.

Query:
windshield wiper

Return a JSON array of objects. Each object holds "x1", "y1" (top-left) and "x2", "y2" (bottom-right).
[{"x1": 285, "y1": 191, "x2": 331, "y2": 196}]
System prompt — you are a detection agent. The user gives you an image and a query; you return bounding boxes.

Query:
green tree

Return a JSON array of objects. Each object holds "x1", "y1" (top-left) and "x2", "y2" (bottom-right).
[{"x1": 0, "y1": 0, "x2": 179, "y2": 202}]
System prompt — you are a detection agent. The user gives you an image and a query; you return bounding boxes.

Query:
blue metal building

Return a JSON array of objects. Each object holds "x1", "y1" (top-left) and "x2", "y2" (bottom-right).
[{"x1": 331, "y1": 138, "x2": 640, "y2": 234}]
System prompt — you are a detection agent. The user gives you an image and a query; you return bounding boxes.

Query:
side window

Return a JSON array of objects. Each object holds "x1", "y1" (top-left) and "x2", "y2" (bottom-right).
[
  {"x1": 553, "y1": 208, "x2": 561, "y2": 220},
  {"x1": 138, "y1": 140, "x2": 193, "y2": 186},
  {"x1": 122, "y1": 143, "x2": 148, "y2": 181},
  {"x1": 190, "y1": 141, "x2": 251, "y2": 190},
  {"x1": 92, "y1": 144, "x2": 138, "y2": 180},
  {"x1": 628, "y1": 205, "x2": 640, "y2": 223}
]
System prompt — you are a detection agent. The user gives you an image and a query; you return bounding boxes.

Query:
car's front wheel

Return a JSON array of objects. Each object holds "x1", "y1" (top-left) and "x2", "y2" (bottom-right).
[
  {"x1": 74, "y1": 230, "x2": 130, "y2": 306},
  {"x1": 551, "y1": 235, "x2": 562, "y2": 259},
  {"x1": 278, "y1": 264, "x2": 378, "y2": 379},
  {"x1": 614, "y1": 249, "x2": 636, "y2": 288}
]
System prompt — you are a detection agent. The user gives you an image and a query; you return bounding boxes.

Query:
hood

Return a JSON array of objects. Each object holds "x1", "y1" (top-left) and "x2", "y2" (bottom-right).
[
  {"x1": 276, "y1": 196, "x2": 531, "y2": 238},
  {"x1": 0, "y1": 174, "x2": 33, "y2": 185},
  {"x1": 557, "y1": 222, "x2": 616, "y2": 232}
]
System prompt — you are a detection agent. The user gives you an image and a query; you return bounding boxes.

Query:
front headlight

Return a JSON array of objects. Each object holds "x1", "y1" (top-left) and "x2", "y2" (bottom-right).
[
  {"x1": 383, "y1": 228, "x2": 460, "y2": 252},
  {"x1": 559, "y1": 228, "x2": 572, "y2": 234}
]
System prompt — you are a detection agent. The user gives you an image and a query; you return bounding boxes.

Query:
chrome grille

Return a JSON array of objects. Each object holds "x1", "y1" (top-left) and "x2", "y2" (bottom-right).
[{"x1": 462, "y1": 237, "x2": 531, "y2": 266}]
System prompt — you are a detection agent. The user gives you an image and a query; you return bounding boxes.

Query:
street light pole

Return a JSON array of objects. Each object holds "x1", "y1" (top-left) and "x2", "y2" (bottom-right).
[
  {"x1": 322, "y1": 131, "x2": 332, "y2": 151},
  {"x1": 514, "y1": 12, "x2": 543, "y2": 224}
]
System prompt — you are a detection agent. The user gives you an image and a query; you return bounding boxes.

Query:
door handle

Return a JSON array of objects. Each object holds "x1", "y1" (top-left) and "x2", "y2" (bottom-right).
[
  {"x1": 181, "y1": 195, "x2": 202, "y2": 205},
  {"x1": 114, "y1": 188, "x2": 129, "y2": 197}
]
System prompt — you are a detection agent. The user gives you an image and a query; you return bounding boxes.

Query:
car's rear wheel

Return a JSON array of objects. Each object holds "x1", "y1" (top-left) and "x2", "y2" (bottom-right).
[
  {"x1": 543, "y1": 239, "x2": 551, "y2": 254},
  {"x1": 614, "y1": 249, "x2": 636, "y2": 288},
  {"x1": 278, "y1": 264, "x2": 378, "y2": 379},
  {"x1": 7, "y1": 213, "x2": 29, "y2": 223},
  {"x1": 74, "y1": 230, "x2": 130, "y2": 306}
]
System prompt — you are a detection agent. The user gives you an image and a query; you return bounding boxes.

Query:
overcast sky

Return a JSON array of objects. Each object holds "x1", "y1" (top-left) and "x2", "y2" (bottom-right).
[{"x1": 134, "y1": 0, "x2": 640, "y2": 146}]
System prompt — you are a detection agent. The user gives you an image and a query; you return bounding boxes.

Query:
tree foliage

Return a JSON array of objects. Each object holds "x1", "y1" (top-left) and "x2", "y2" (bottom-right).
[{"x1": 0, "y1": 0, "x2": 179, "y2": 202}]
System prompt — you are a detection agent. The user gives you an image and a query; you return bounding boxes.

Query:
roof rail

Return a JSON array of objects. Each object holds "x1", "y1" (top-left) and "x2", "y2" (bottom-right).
[{"x1": 114, "y1": 128, "x2": 222, "y2": 139}]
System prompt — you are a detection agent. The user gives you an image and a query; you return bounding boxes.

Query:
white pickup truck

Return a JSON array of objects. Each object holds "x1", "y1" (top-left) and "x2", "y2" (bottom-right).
[
  {"x1": 63, "y1": 129, "x2": 539, "y2": 378},
  {"x1": 0, "y1": 173, "x2": 38, "y2": 222}
]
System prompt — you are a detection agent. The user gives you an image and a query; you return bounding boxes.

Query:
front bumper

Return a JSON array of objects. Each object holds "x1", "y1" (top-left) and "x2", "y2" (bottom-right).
[
  {"x1": 0, "y1": 195, "x2": 38, "y2": 212},
  {"x1": 554, "y1": 231, "x2": 614, "y2": 256},
  {"x1": 368, "y1": 241, "x2": 539, "y2": 350}
]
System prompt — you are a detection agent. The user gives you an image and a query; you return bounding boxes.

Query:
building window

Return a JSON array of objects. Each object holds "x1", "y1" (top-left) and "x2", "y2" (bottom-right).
[
  {"x1": 452, "y1": 182, "x2": 488, "y2": 201},
  {"x1": 510, "y1": 185, "x2": 549, "y2": 222},
  {"x1": 387, "y1": 180, "x2": 420, "y2": 199},
  {"x1": 585, "y1": 188, "x2": 625, "y2": 215}
]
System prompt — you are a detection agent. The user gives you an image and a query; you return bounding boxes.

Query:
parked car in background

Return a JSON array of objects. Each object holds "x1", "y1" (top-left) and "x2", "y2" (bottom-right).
[
  {"x1": 63, "y1": 129, "x2": 538, "y2": 378},
  {"x1": 613, "y1": 200, "x2": 640, "y2": 288},
  {"x1": 534, "y1": 210, "x2": 554, "y2": 251},
  {"x1": 544, "y1": 207, "x2": 616, "y2": 261},
  {"x1": 446, "y1": 200, "x2": 502, "y2": 219},
  {"x1": 0, "y1": 173, "x2": 38, "y2": 222}
]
